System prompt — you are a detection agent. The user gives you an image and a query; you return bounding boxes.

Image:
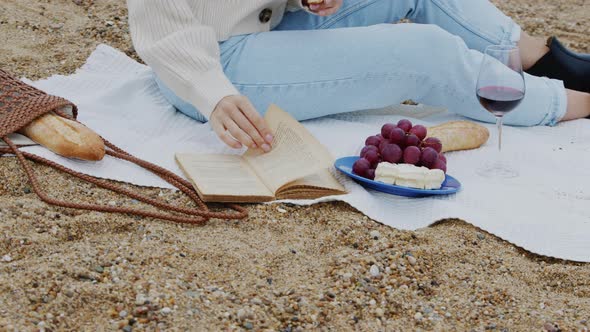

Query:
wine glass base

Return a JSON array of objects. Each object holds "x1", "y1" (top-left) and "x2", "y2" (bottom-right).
[{"x1": 476, "y1": 162, "x2": 519, "y2": 179}]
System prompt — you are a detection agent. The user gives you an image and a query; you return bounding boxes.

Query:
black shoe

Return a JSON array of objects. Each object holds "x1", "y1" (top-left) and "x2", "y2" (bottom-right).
[{"x1": 526, "y1": 37, "x2": 590, "y2": 93}]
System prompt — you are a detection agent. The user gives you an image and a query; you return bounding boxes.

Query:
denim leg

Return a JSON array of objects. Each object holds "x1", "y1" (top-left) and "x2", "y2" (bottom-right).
[
  {"x1": 407, "y1": 0, "x2": 522, "y2": 51},
  {"x1": 224, "y1": 23, "x2": 566, "y2": 126},
  {"x1": 276, "y1": 0, "x2": 521, "y2": 51},
  {"x1": 157, "y1": 0, "x2": 566, "y2": 126}
]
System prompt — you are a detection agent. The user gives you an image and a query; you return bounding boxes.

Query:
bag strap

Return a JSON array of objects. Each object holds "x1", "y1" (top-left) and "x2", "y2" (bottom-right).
[{"x1": 0, "y1": 136, "x2": 248, "y2": 224}]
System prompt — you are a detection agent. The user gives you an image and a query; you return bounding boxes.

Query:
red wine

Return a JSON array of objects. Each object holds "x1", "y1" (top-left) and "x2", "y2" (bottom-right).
[{"x1": 477, "y1": 86, "x2": 524, "y2": 116}]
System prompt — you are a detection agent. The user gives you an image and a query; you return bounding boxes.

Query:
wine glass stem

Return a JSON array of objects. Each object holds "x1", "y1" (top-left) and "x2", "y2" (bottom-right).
[{"x1": 496, "y1": 116, "x2": 503, "y2": 152}]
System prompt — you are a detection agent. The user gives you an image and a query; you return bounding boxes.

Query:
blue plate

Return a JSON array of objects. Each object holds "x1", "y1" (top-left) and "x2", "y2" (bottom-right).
[{"x1": 335, "y1": 156, "x2": 461, "y2": 198}]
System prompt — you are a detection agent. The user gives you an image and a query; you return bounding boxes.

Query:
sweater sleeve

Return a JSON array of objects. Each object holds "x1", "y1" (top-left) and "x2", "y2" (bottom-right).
[{"x1": 127, "y1": 0, "x2": 239, "y2": 120}]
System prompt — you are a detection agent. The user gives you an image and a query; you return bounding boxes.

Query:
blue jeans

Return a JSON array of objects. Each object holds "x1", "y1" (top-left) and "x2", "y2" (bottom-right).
[{"x1": 155, "y1": 0, "x2": 567, "y2": 126}]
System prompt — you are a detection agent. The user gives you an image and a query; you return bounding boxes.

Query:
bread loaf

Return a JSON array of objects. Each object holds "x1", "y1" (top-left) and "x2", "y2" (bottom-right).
[
  {"x1": 19, "y1": 113, "x2": 105, "y2": 161},
  {"x1": 427, "y1": 121, "x2": 489, "y2": 153}
]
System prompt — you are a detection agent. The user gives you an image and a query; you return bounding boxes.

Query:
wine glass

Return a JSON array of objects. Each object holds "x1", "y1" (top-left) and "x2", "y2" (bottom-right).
[{"x1": 476, "y1": 45, "x2": 526, "y2": 178}]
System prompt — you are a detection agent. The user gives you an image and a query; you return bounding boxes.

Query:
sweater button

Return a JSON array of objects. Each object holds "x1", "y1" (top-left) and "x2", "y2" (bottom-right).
[{"x1": 259, "y1": 8, "x2": 272, "y2": 23}]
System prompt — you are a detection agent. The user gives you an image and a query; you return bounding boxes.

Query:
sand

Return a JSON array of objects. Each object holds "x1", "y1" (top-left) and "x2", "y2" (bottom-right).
[{"x1": 1, "y1": 0, "x2": 589, "y2": 331}]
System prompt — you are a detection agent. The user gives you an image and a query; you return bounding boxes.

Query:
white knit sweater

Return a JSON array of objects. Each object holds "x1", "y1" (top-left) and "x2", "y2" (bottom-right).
[{"x1": 127, "y1": 0, "x2": 311, "y2": 120}]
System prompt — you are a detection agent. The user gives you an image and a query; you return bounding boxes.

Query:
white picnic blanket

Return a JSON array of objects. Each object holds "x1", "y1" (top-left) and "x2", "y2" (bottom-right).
[{"x1": 6, "y1": 45, "x2": 590, "y2": 261}]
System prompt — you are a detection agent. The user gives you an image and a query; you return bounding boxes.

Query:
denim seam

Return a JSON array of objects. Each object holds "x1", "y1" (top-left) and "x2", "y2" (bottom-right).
[
  {"x1": 500, "y1": 21, "x2": 520, "y2": 46},
  {"x1": 231, "y1": 68, "x2": 470, "y2": 89},
  {"x1": 219, "y1": 36, "x2": 250, "y2": 71},
  {"x1": 535, "y1": 112, "x2": 550, "y2": 127},
  {"x1": 233, "y1": 69, "x2": 474, "y2": 110},
  {"x1": 500, "y1": 28, "x2": 511, "y2": 46},
  {"x1": 546, "y1": 79, "x2": 566, "y2": 126},
  {"x1": 232, "y1": 75, "x2": 363, "y2": 88},
  {"x1": 427, "y1": 0, "x2": 504, "y2": 46},
  {"x1": 526, "y1": 77, "x2": 563, "y2": 126},
  {"x1": 545, "y1": 79, "x2": 557, "y2": 126}
]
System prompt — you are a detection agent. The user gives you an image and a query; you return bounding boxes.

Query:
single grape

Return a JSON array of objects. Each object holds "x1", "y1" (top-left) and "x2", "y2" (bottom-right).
[
  {"x1": 365, "y1": 136, "x2": 381, "y2": 147},
  {"x1": 366, "y1": 169, "x2": 376, "y2": 180},
  {"x1": 397, "y1": 119, "x2": 413, "y2": 133},
  {"x1": 420, "y1": 147, "x2": 438, "y2": 168},
  {"x1": 352, "y1": 158, "x2": 371, "y2": 177},
  {"x1": 381, "y1": 144, "x2": 403, "y2": 164},
  {"x1": 438, "y1": 153, "x2": 447, "y2": 164},
  {"x1": 389, "y1": 127, "x2": 406, "y2": 145},
  {"x1": 376, "y1": 134, "x2": 383, "y2": 140},
  {"x1": 409, "y1": 125, "x2": 427, "y2": 140},
  {"x1": 423, "y1": 137, "x2": 443, "y2": 153},
  {"x1": 379, "y1": 139, "x2": 390, "y2": 153},
  {"x1": 403, "y1": 146, "x2": 421, "y2": 165},
  {"x1": 433, "y1": 159, "x2": 447, "y2": 173},
  {"x1": 381, "y1": 123, "x2": 396, "y2": 139},
  {"x1": 405, "y1": 134, "x2": 421, "y2": 147},
  {"x1": 364, "y1": 150, "x2": 380, "y2": 167},
  {"x1": 360, "y1": 145, "x2": 378, "y2": 158}
]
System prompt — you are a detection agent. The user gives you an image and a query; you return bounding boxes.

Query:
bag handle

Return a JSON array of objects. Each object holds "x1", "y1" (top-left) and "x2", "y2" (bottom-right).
[{"x1": 0, "y1": 136, "x2": 248, "y2": 224}]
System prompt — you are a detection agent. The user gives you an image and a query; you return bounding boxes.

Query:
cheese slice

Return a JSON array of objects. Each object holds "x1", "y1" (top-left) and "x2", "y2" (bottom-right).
[
  {"x1": 374, "y1": 162, "x2": 399, "y2": 185},
  {"x1": 375, "y1": 162, "x2": 445, "y2": 190},
  {"x1": 394, "y1": 164, "x2": 426, "y2": 188},
  {"x1": 423, "y1": 169, "x2": 446, "y2": 189}
]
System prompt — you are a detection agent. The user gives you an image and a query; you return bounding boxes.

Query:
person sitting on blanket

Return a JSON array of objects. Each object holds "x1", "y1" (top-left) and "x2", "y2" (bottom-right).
[{"x1": 127, "y1": 0, "x2": 590, "y2": 152}]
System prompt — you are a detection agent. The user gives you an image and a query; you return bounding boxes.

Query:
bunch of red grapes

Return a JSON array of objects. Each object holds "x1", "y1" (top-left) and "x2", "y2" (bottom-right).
[{"x1": 353, "y1": 119, "x2": 447, "y2": 180}]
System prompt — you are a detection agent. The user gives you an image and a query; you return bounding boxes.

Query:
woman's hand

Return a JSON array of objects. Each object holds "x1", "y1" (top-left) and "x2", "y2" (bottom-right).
[
  {"x1": 210, "y1": 95, "x2": 273, "y2": 152},
  {"x1": 306, "y1": 0, "x2": 342, "y2": 16}
]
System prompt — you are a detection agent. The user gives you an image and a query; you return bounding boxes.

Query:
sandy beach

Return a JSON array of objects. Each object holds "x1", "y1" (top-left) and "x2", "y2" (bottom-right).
[{"x1": 1, "y1": 0, "x2": 589, "y2": 331}]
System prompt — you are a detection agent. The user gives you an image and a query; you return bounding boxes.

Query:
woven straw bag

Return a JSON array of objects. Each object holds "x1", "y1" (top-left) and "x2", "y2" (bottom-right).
[{"x1": 0, "y1": 68, "x2": 247, "y2": 224}]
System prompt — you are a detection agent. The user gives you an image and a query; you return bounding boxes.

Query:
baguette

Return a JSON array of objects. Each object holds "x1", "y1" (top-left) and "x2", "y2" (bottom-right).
[
  {"x1": 19, "y1": 113, "x2": 105, "y2": 161},
  {"x1": 427, "y1": 121, "x2": 489, "y2": 153}
]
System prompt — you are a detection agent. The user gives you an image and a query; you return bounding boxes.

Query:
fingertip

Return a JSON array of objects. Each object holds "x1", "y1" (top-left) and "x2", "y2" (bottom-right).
[{"x1": 265, "y1": 134, "x2": 274, "y2": 144}]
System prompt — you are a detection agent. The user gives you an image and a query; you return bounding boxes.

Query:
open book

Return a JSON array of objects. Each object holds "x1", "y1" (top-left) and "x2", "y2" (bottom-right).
[{"x1": 175, "y1": 105, "x2": 347, "y2": 203}]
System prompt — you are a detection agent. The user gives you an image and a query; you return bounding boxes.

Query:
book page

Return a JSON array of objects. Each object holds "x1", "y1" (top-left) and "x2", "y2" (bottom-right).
[
  {"x1": 175, "y1": 153, "x2": 274, "y2": 201},
  {"x1": 243, "y1": 105, "x2": 335, "y2": 193},
  {"x1": 279, "y1": 169, "x2": 346, "y2": 193}
]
